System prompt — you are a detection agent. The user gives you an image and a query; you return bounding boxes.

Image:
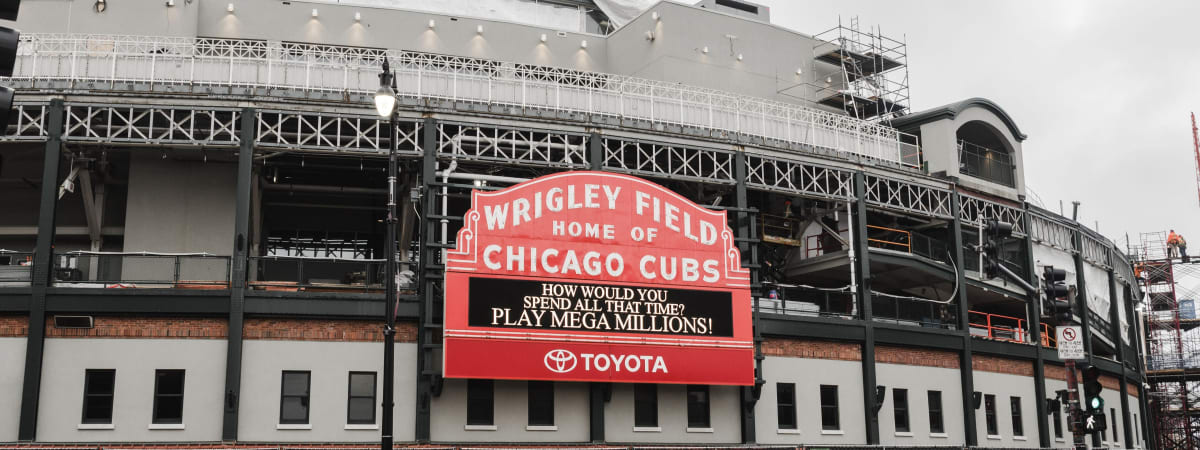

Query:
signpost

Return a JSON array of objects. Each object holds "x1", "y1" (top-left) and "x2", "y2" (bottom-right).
[
  {"x1": 1057, "y1": 325, "x2": 1085, "y2": 360},
  {"x1": 442, "y1": 171, "x2": 754, "y2": 385}
]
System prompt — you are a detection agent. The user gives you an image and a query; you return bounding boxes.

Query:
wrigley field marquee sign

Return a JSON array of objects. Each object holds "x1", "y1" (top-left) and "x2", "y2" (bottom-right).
[{"x1": 443, "y1": 171, "x2": 754, "y2": 385}]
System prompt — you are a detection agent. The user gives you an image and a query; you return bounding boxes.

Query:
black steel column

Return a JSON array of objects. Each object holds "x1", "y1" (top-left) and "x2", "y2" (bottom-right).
[
  {"x1": 734, "y1": 150, "x2": 759, "y2": 443},
  {"x1": 221, "y1": 108, "x2": 256, "y2": 441},
  {"x1": 851, "y1": 172, "x2": 878, "y2": 444},
  {"x1": 17, "y1": 98, "x2": 65, "y2": 442},
  {"x1": 588, "y1": 131, "x2": 602, "y2": 171},
  {"x1": 1072, "y1": 229, "x2": 1095, "y2": 360},
  {"x1": 1023, "y1": 207, "x2": 1050, "y2": 447},
  {"x1": 950, "y1": 192, "x2": 977, "y2": 446},
  {"x1": 1108, "y1": 269, "x2": 1135, "y2": 449},
  {"x1": 589, "y1": 383, "x2": 606, "y2": 441},
  {"x1": 1139, "y1": 381, "x2": 1151, "y2": 450},
  {"x1": 414, "y1": 117, "x2": 438, "y2": 442}
]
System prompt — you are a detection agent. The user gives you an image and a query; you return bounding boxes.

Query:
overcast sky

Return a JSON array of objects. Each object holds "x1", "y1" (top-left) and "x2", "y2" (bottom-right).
[{"x1": 755, "y1": 0, "x2": 1200, "y2": 253}]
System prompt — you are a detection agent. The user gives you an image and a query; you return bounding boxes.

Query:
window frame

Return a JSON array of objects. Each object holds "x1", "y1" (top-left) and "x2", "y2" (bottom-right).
[
  {"x1": 1009, "y1": 396, "x2": 1023, "y2": 437},
  {"x1": 151, "y1": 369, "x2": 186, "y2": 425},
  {"x1": 634, "y1": 384, "x2": 658, "y2": 428},
  {"x1": 893, "y1": 388, "x2": 909, "y2": 432},
  {"x1": 346, "y1": 371, "x2": 377, "y2": 425},
  {"x1": 686, "y1": 385, "x2": 711, "y2": 429},
  {"x1": 279, "y1": 370, "x2": 311, "y2": 425},
  {"x1": 466, "y1": 379, "x2": 494, "y2": 426},
  {"x1": 984, "y1": 394, "x2": 998, "y2": 436},
  {"x1": 527, "y1": 380, "x2": 555, "y2": 427},
  {"x1": 820, "y1": 384, "x2": 840, "y2": 431},
  {"x1": 927, "y1": 390, "x2": 944, "y2": 434},
  {"x1": 776, "y1": 382, "x2": 797, "y2": 430},
  {"x1": 81, "y1": 369, "x2": 116, "y2": 424}
]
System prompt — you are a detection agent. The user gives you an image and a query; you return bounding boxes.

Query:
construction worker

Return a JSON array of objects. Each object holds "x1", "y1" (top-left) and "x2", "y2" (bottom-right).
[
  {"x1": 1168, "y1": 230, "x2": 1181, "y2": 259},
  {"x1": 1180, "y1": 234, "x2": 1190, "y2": 263}
]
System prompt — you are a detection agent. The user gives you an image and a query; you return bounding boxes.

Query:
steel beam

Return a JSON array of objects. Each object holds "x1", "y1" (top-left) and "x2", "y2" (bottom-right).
[
  {"x1": 852, "y1": 172, "x2": 879, "y2": 445},
  {"x1": 734, "y1": 149, "x2": 757, "y2": 444},
  {"x1": 950, "y1": 191, "x2": 978, "y2": 446},
  {"x1": 414, "y1": 116, "x2": 438, "y2": 442},
  {"x1": 18, "y1": 98, "x2": 65, "y2": 442},
  {"x1": 1023, "y1": 205, "x2": 1050, "y2": 447},
  {"x1": 221, "y1": 107, "x2": 256, "y2": 441}
]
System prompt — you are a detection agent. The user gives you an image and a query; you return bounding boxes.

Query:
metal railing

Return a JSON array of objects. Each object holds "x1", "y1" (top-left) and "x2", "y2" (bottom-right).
[
  {"x1": 872, "y1": 295, "x2": 958, "y2": 330},
  {"x1": 249, "y1": 256, "x2": 397, "y2": 293},
  {"x1": 758, "y1": 284, "x2": 857, "y2": 320},
  {"x1": 51, "y1": 251, "x2": 231, "y2": 288},
  {"x1": 958, "y1": 139, "x2": 1015, "y2": 187},
  {"x1": 866, "y1": 224, "x2": 911, "y2": 253},
  {"x1": 968, "y1": 310, "x2": 1055, "y2": 347},
  {"x1": 0, "y1": 250, "x2": 33, "y2": 284},
  {"x1": 9, "y1": 33, "x2": 918, "y2": 167}
]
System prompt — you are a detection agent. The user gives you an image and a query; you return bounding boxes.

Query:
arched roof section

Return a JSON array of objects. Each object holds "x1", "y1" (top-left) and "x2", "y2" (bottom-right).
[{"x1": 890, "y1": 97, "x2": 1028, "y2": 142}]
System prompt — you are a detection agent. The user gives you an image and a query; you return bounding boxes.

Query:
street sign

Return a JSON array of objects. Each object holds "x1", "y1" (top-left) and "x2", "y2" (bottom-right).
[{"x1": 1057, "y1": 325, "x2": 1085, "y2": 360}]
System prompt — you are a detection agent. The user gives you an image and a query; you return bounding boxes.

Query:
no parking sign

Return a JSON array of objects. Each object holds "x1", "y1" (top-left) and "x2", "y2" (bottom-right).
[{"x1": 1057, "y1": 325, "x2": 1085, "y2": 360}]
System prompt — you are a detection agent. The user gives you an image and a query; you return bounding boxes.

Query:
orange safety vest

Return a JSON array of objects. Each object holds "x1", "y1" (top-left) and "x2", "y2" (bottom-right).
[{"x1": 1169, "y1": 232, "x2": 1180, "y2": 245}]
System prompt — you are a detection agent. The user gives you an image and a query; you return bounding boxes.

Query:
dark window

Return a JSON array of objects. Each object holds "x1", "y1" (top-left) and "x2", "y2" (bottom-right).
[
  {"x1": 1053, "y1": 402, "x2": 1063, "y2": 438},
  {"x1": 1111, "y1": 408, "x2": 1118, "y2": 443},
  {"x1": 347, "y1": 372, "x2": 376, "y2": 424},
  {"x1": 1010, "y1": 396, "x2": 1023, "y2": 436},
  {"x1": 81, "y1": 369, "x2": 115, "y2": 424},
  {"x1": 152, "y1": 370, "x2": 185, "y2": 424},
  {"x1": 715, "y1": 0, "x2": 758, "y2": 14},
  {"x1": 893, "y1": 388, "x2": 909, "y2": 432},
  {"x1": 820, "y1": 385, "x2": 840, "y2": 430},
  {"x1": 279, "y1": 371, "x2": 310, "y2": 424},
  {"x1": 777, "y1": 383, "x2": 797, "y2": 430},
  {"x1": 466, "y1": 379, "x2": 494, "y2": 426},
  {"x1": 527, "y1": 381, "x2": 554, "y2": 426},
  {"x1": 928, "y1": 390, "x2": 944, "y2": 434},
  {"x1": 984, "y1": 394, "x2": 997, "y2": 436},
  {"x1": 686, "y1": 385, "x2": 710, "y2": 428},
  {"x1": 1135, "y1": 413, "x2": 1140, "y2": 443},
  {"x1": 634, "y1": 384, "x2": 658, "y2": 428}
]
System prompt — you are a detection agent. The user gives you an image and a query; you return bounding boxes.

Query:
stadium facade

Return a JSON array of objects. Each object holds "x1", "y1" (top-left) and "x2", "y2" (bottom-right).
[{"x1": 0, "y1": 0, "x2": 1149, "y2": 447}]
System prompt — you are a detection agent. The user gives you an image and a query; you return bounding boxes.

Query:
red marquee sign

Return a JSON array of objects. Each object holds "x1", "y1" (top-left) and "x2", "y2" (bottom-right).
[{"x1": 443, "y1": 171, "x2": 753, "y2": 385}]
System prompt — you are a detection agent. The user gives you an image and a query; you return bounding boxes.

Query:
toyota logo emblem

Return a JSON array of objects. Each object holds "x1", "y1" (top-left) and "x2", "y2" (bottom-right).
[{"x1": 544, "y1": 349, "x2": 577, "y2": 373}]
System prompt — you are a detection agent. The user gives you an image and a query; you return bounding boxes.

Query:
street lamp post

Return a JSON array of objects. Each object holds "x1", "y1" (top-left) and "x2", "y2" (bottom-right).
[{"x1": 374, "y1": 57, "x2": 398, "y2": 450}]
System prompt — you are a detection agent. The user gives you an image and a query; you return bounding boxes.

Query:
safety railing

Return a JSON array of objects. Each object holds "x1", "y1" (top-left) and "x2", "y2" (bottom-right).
[
  {"x1": 51, "y1": 251, "x2": 231, "y2": 288},
  {"x1": 758, "y1": 284, "x2": 857, "y2": 320},
  {"x1": 872, "y1": 294, "x2": 958, "y2": 330},
  {"x1": 0, "y1": 250, "x2": 33, "y2": 285},
  {"x1": 249, "y1": 256, "x2": 400, "y2": 293},
  {"x1": 8, "y1": 33, "x2": 918, "y2": 167},
  {"x1": 958, "y1": 139, "x2": 1015, "y2": 187},
  {"x1": 866, "y1": 224, "x2": 911, "y2": 252},
  {"x1": 968, "y1": 310, "x2": 1055, "y2": 347}
]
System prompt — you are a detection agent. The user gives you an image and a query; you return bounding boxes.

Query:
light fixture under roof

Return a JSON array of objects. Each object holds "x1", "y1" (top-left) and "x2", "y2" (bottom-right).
[
  {"x1": 354, "y1": 12, "x2": 361, "y2": 21},
  {"x1": 540, "y1": 33, "x2": 547, "y2": 43},
  {"x1": 580, "y1": 40, "x2": 587, "y2": 49},
  {"x1": 428, "y1": 19, "x2": 436, "y2": 29},
  {"x1": 736, "y1": 53, "x2": 743, "y2": 61},
  {"x1": 702, "y1": 46, "x2": 709, "y2": 54},
  {"x1": 226, "y1": 3, "x2": 234, "y2": 13},
  {"x1": 165, "y1": 0, "x2": 175, "y2": 6},
  {"x1": 651, "y1": 11, "x2": 660, "y2": 21},
  {"x1": 311, "y1": 8, "x2": 318, "y2": 18},
  {"x1": 476, "y1": 25, "x2": 484, "y2": 34}
]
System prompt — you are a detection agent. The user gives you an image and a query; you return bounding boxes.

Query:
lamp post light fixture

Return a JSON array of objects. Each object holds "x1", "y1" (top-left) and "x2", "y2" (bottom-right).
[{"x1": 374, "y1": 57, "x2": 399, "y2": 450}]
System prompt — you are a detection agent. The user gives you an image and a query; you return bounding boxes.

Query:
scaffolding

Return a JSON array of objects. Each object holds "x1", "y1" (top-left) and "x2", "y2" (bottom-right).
[
  {"x1": 809, "y1": 16, "x2": 911, "y2": 122},
  {"x1": 1134, "y1": 231, "x2": 1200, "y2": 450}
]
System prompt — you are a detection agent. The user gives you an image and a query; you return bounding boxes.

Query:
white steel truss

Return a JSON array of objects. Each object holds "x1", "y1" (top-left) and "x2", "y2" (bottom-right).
[
  {"x1": 862, "y1": 174, "x2": 953, "y2": 219},
  {"x1": 9, "y1": 33, "x2": 916, "y2": 167},
  {"x1": 744, "y1": 152, "x2": 854, "y2": 201},
  {"x1": 1081, "y1": 233, "x2": 1112, "y2": 269},
  {"x1": 1029, "y1": 212, "x2": 1077, "y2": 253},
  {"x1": 601, "y1": 138, "x2": 734, "y2": 185},
  {"x1": 255, "y1": 110, "x2": 420, "y2": 155},
  {"x1": 958, "y1": 194, "x2": 1026, "y2": 236},
  {"x1": 7, "y1": 103, "x2": 47, "y2": 140},
  {"x1": 62, "y1": 104, "x2": 240, "y2": 145},
  {"x1": 436, "y1": 123, "x2": 588, "y2": 169}
]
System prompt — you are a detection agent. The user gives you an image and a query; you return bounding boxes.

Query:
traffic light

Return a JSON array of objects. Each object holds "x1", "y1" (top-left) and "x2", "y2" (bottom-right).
[
  {"x1": 1042, "y1": 266, "x2": 1072, "y2": 325},
  {"x1": 982, "y1": 219, "x2": 1013, "y2": 279},
  {"x1": 1082, "y1": 365, "x2": 1104, "y2": 413},
  {"x1": 0, "y1": 0, "x2": 20, "y2": 133}
]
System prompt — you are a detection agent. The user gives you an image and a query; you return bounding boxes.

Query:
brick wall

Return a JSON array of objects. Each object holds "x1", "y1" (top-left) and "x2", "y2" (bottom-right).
[
  {"x1": 243, "y1": 318, "x2": 417, "y2": 343},
  {"x1": 1100, "y1": 374, "x2": 1121, "y2": 391},
  {"x1": 875, "y1": 345, "x2": 959, "y2": 369},
  {"x1": 1045, "y1": 364, "x2": 1068, "y2": 381},
  {"x1": 761, "y1": 338, "x2": 860, "y2": 361},
  {"x1": 45, "y1": 317, "x2": 227, "y2": 339},
  {"x1": 972, "y1": 354, "x2": 1033, "y2": 377},
  {"x1": 0, "y1": 315, "x2": 27, "y2": 337}
]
